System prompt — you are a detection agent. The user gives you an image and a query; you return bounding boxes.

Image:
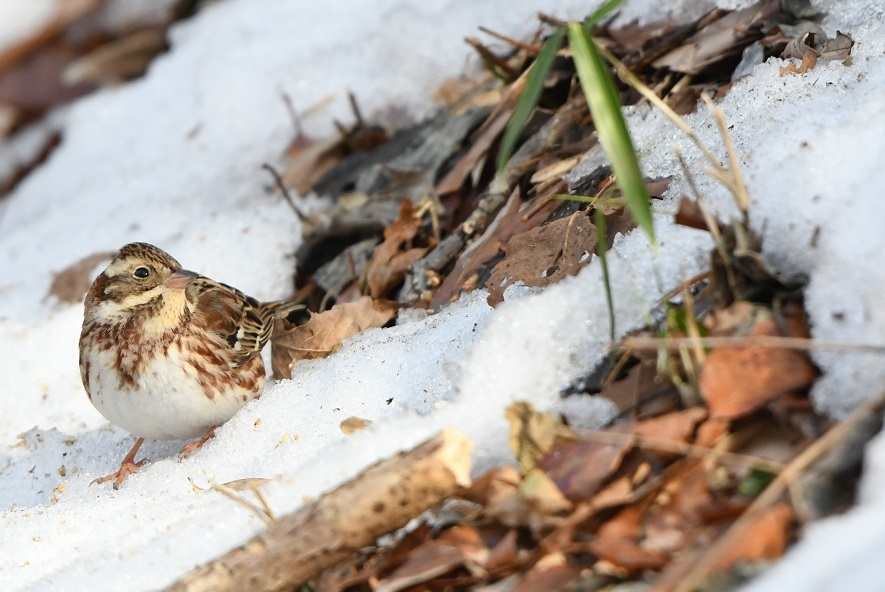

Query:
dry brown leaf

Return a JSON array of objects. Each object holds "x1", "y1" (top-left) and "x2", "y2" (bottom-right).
[
  {"x1": 366, "y1": 199, "x2": 431, "y2": 298},
  {"x1": 520, "y1": 469, "x2": 573, "y2": 516},
  {"x1": 597, "y1": 505, "x2": 643, "y2": 541},
  {"x1": 537, "y1": 432, "x2": 632, "y2": 503},
  {"x1": 374, "y1": 539, "x2": 466, "y2": 592},
  {"x1": 633, "y1": 408, "x2": 709, "y2": 444},
  {"x1": 487, "y1": 211, "x2": 596, "y2": 306},
  {"x1": 601, "y1": 356, "x2": 675, "y2": 416},
  {"x1": 694, "y1": 418, "x2": 729, "y2": 448},
  {"x1": 219, "y1": 477, "x2": 271, "y2": 492},
  {"x1": 820, "y1": 31, "x2": 853, "y2": 61},
  {"x1": 673, "y1": 196, "x2": 709, "y2": 231},
  {"x1": 271, "y1": 295, "x2": 398, "y2": 378},
  {"x1": 437, "y1": 525, "x2": 491, "y2": 567},
  {"x1": 505, "y1": 402, "x2": 574, "y2": 473},
  {"x1": 436, "y1": 108, "x2": 511, "y2": 195},
  {"x1": 46, "y1": 250, "x2": 114, "y2": 303},
  {"x1": 779, "y1": 50, "x2": 817, "y2": 76},
  {"x1": 62, "y1": 28, "x2": 167, "y2": 86},
  {"x1": 282, "y1": 134, "x2": 344, "y2": 196},
  {"x1": 652, "y1": 4, "x2": 770, "y2": 74},
  {"x1": 584, "y1": 537, "x2": 668, "y2": 572},
  {"x1": 512, "y1": 553, "x2": 582, "y2": 592},
  {"x1": 712, "y1": 502, "x2": 792, "y2": 571},
  {"x1": 340, "y1": 416, "x2": 372, "y2": 434},
  {"x1": 700, "y1": 306, "x2": 817, "y2": 419},
  {"x1": 431, "y1": 186, "x2": 557, "y2": 309},
  {"x1": 0, "y1": 0, "x2": 102, "y2": 72}
]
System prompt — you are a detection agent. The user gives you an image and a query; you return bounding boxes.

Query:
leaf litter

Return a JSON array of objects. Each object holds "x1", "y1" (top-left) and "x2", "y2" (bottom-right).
[{"x1": 10, "y1": 1, "x2": 869, "y2": 590}]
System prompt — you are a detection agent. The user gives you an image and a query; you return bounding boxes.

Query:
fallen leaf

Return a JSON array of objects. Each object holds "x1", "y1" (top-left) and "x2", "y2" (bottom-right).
[
  {"x1": 46, "y1": 251, "x2": 114, "y2": 303},
  {"x1": 487, "y1": 210, "x2": 596, "y2": 305},
  {"x1": 712, "y1": 503, "x2": 792, "y2": 571},
  {"x1": 520, "y1": 468, "x2": 573, "y2": 516},
  {"x1": 431, "y1": 186, "x2": 557, "y2": 309},
  {"x1": 340, "y1": 416, "x2": 372, "y2": 434},
  {"x1": 537, "y1": 431, "x2": 632, "y2": 503},
  {"x1": 584, "y1": 537, "x2": 668, "y2": 572},
  {"x1": 271, "y1": 295, "x2": 398, "y2": 378},
  {"x1": 652, "y1": 4, "x2": 770, "y2": 74},
  {"x1": 779, "y1": 50, "x2": 817, "y2": 76},
  {"x1": 281, "y1": 133, "x2": 344, "y2": 196},
  {"x1": 219, "y1": 477, "x2": 271, "y2": 491},
  {"x1": 700, "y1": 306, "x2": 817, "y2": 419},
  {"x1": 673, "y1": 196, "x2": 709, "y2": 231},
  {"x1": 375, "y1": 540, "x2": 466, "y2": 592},
  {"x1": 366, "y1": 199, "x2": 432, "y2": 298},
  {"x1": 505, "y1": 402, "x2": 574, "y2": 473},
  {"x1": 597, "y1": 505, "x2": 643, "y2": 541},
  {"x1": 513, "y1": 553, "x2": 582, "y2": 592},
  {"x1": 633, "y1": 407, "x2": 709, "y2": 444},
  {"x1": 436, "y1": 108, "x2": 511, "y2": 195},
  {"x1": 820, "y1": 31, "x2": 853, "y2": 61}
]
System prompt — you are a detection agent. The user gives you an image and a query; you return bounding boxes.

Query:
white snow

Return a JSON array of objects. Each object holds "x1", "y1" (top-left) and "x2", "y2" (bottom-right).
[{"x1": 1, "y1": 0, "x2": 884, "y2": 590}]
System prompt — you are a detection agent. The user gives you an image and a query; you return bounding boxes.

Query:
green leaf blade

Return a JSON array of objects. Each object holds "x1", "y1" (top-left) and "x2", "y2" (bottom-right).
[
  {"x1": 567, "y1": 22, "x2": 655, "y2": 244},
  {"x1": 584, "y1": 0, "x2": 626, "y2": 28},
  {"x1": 496, "y1": 28, "x2": 566, "y2": 171}
]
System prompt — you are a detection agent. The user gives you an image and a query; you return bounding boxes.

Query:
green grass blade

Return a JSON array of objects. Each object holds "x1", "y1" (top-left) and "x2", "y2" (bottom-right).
[
  {"x1": 567, "y1": 22, "x2": 655, "y2": 244},
  {"x1": 594, "y1": 209, "x2": 616, "y2": 345},
  {"x1": 497, "y1": 27, "x2": 565, "y2": 171},
  {"x1": 584, "y1": 0, "x2": 626, "y2": 27}
]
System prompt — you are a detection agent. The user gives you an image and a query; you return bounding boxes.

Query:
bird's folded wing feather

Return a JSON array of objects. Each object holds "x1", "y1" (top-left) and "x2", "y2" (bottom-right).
[{"x1": 188, "y1": 278, "x2": 277, "y2": 366}]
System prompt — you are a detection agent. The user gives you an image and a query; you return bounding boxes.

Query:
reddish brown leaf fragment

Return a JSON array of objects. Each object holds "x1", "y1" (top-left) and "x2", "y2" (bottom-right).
[
  {"x1": 633, "y1": 407, "x2": 709, "y2": 444},
  {"x1": 271, "y1": 296, "x2": 398, "y2": 378},
  {"x1": 538, "y1": 433, "x2": 632, "y2": 503},
  {"x1": 513, "y1": 555, "x2": 582, "y2": 592},
  {"x1": 673, "y1": 196, "x2": 709, "y2": 231},
  {"x1": 46, "y1": 250, "x2": 114, "y2": 303},
  {"x1": 712, "y1": 502, "x2": 792, "y2": 572},
  {"x1": 282, "y1": 134, "x2": 345, "y2": 196},
  {"x1": 374, "y1": 540, "x2": 466, "y2": 592},
  {"x1": 779, "y1": 50, "x2": 817, "y2": 76},
  {"x1": 366, "y1": 199, "x2": 431, "y2": 298},
  {"x1": 585, "y1": 537, "x2": 668, "y2": 572},
  {"x1": 487, "y1": 210, "x2": 596, "y2": 306},
  {"x1": 436, "y1": 108, "x2": 511, "y2": 195},
  {"x1": 700, "y1": 315, "x2": 817, "y2": 419},
  {"x1": 597, "y1": 505, "x2": 643, "y2": 541}
]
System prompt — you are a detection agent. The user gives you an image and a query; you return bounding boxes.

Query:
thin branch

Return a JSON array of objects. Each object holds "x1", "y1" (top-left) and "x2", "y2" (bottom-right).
[{"x1": 262, "y1": 163, "x2": 307, "y2": 221}]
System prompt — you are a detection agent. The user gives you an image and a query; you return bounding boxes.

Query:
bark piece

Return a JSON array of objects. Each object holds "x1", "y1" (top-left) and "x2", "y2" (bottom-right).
[{"x1": 164, "y1": 429, "x2": 473, "y2": 592}]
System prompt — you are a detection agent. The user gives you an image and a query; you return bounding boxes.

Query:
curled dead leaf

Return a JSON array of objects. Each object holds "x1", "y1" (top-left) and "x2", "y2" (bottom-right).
[
  {"x1": 271, "y1": 295, "x2": 398, "y2": 378},
  {"x1": 366, "y1": 199, "x2": 433, "y2": 298}
]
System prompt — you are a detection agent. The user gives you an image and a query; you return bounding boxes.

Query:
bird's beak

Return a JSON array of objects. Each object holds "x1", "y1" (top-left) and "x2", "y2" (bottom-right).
[{"x1": 164, "y1": 269, "x2": 198, "y2": 290}]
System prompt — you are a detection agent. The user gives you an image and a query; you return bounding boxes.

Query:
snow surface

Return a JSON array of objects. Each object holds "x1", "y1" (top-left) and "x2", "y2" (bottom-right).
[{"x1": 1, "y1": 0, "x2": 885, "y2": 590}]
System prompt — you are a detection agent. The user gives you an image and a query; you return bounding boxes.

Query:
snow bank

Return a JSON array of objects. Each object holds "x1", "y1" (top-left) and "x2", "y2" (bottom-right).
[{"x1": 2, "y1": 0, "x2": 884, "y2": 590}]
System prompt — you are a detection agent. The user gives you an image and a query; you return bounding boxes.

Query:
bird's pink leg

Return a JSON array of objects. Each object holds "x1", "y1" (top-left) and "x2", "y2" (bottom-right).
[
  {"x1": 93, "y1": 437, "x2": 146, "y2": 489},
  {"x1": 179, "y1": 425, "x2": 219, "y2": 459}
]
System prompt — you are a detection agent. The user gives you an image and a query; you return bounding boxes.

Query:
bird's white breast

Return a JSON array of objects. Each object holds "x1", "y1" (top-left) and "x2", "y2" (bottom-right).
[{"x1": 85, "y1": 340, "x2": 262, "y2": 440}]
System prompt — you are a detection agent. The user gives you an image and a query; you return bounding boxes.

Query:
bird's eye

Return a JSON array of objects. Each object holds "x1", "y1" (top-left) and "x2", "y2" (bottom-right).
[{"x1": 133, "y1": 267, "x2": 150, "y2": 279}]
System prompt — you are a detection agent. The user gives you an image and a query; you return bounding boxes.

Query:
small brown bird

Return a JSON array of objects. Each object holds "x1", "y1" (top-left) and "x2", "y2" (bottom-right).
[{"x1": 79, "y1": 242, "x2": 300, "y2": 488}]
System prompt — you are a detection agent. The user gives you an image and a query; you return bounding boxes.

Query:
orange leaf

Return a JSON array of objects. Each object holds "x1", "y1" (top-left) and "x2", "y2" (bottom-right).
[
  {"x1": 713, "y1": 503, "x2": 793, "y2": 571},
  {"x1": 700, "y1": 316, "x2": 817, "y2": 419}
]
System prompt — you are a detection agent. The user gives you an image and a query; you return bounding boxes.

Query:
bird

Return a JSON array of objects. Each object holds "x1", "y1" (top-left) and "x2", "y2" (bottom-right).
[{"x1": 79, "y1": 242, "x2": 302, "y2": 488}]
